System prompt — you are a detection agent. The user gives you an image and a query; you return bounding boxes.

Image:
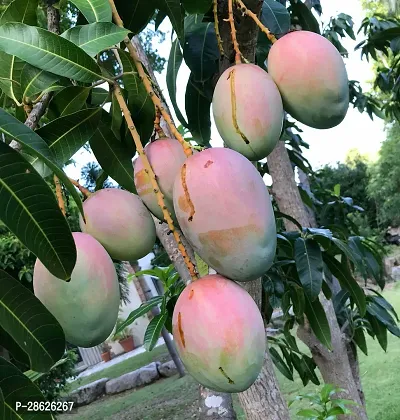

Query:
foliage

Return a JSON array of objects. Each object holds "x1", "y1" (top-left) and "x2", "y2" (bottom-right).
[
  {"x1": 289, "y1": 384, "x2": 357, "y2": 419},
  {"x1": 36, "y1": 349, "x2": 78, "y2": 402},
  {"x1": 112, "y1": 317, "x2": 132, "y2": 341},
  {"x1": 368, "y1": 123, "x2": 400, "y2": 227}
]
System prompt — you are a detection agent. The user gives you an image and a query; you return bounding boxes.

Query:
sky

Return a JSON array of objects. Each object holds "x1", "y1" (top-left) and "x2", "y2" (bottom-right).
[{"x1": 65, "y1": 0, "x2": 386, "y2": 180}]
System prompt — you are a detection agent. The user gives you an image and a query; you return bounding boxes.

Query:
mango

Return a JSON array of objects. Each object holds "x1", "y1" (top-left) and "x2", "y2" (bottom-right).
[
  {"x1": 173, "y1": 147, "x2": 276, "y2": 281},
  {"x1": 172, "y1": 274, "x2": 266, "y2": 392},
  {"x1": 134, "y1": 139, "x2": 186, "y2": 222},
  {"x1": 33, "y1": 232, "x2": 120, "y2": 347},
  {"x1": 267, "y1": 31, "x2": 349, "y2": 129},
  {"x1": 212, "y1": 63, "x2": 283, "y2": 161},
  {"x1": 79, "y1": 188, "x2": 156, "y2": 261}
]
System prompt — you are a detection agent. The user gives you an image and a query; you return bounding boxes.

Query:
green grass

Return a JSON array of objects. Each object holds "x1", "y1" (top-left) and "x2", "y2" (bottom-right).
[
  {"x1": 62, "y1": 284, "x2": 400, "y2": 419},
  {"x1": 67, "y1": 345, "x2": 170, "y2": 393}
]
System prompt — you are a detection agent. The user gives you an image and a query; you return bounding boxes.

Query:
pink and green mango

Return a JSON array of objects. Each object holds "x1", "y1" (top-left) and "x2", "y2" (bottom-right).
[
  {"x1": 79, "y1": 188, "x2": 156, "y2": 261},
  {"x1": 212, "y1": 63, "x2": 283, "y2": 160},
  {"x1": 33, "y1": 232, "x2": 120, "y2": 348},
  {"x1": 172, "y1": 274, "x2": 266, "y2": 392},
  {"x1": 267, "y1": 31, "x2": 349, "y2": 129},
  {"x1": 173, "y1": 147, "x2": 276, "y2": 281},
  {"x1": 134, "y1": 138, "x2": 187, "y2": 222}
]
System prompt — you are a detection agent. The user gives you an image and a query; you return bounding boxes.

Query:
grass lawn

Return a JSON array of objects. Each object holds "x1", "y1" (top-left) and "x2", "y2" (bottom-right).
[{"x1": 61, "y1": 283, "x2": 400, "y2": 419}]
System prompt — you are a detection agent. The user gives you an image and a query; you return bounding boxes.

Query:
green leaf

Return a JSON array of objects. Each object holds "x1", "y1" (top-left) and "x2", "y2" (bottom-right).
[
  {"x1": 61, "y1": 23, "x2": 130, "y2": 57},
  {"x1": 155, "y1": 9, "x2": 167, "y2": 30},
  {"x1": 353, "y1": 327, "x2": 368, "y2": 356},
  {"x1": 144, "y1": 312, "x2": 168, "y2": 351},
  {"x1": 0, "y1": 142, "x2": 76, "y2": 280},
  {"x1": 185, "y1": 74, "x2": 211, "y2": 146},
  {"x1": 0, "y1": 0, "x2": 39, "y2": 104},
  {"x1": 182, "y1": 0, "x2": 212, "y2": 14},
  {"x1": 47, "y1": 86, "x2": 91, "y2": 120},
  {"x1": 320, "y1": 383, "x2": 338, "y2": 403},
  {"x1": 323, "y1": 254, "x2": 366, "y2": 317},
  {"x1": 0, "y1": 387, "x2": 4, "y2": 419},
  {"x1": 117, "y1": 297, "x2": 163, "y2": 333},
  {"x1": 114, "y1": 0, "x2": 156, "y2": 35},
  {"x1": 20, "y1": 64, "x2": 60, "y2": 101},
  {"x1": 0, "y1": 326, "x2": 30, "y2": 367},
  {"x1": 195, "y1": 253, "x2": 209, "y2": 277},
  {"x1": 0, "y1": 270, "x2": 65, "y2": 372},
  {"x1": 0, "y1": 357, "x2": 53, "y2": 419},
  {"x1": 297, "y1": 408, "x2": 322, "y2": 418},
  {"x1": 70, "y1": 0, "x2": 112, "y2": 23},
  {"x1": 367, "y1": 301, "x2": 400, "y2": 337},
  {"x1": 90, "y1": 115, "x2": 137, "y2": 193},
  {"x1": 110, "y1": 92, "x2": 123, "y2": 140},
  {"x1": 304, "y1": 295, "x2": 332, "y2": 350},
  {"x1": 24, "y1": 357, "x2": 69, "y2": 382},
  {"x1": 0, "y1": 0, "x2": 38, "y2": 26},
  {"x1": 156, "y1": 0, "x2": 185, "y2": 41},
  {"x1": 289, "y1": 283, "x2": 305, "y2": 318},
  {"x1": 0, "y1": 107, "x2": 85, "y2": 224},
  {"x1": 167, "y1": 38, "x2": 188, "y2": 128},
  {"x1": 270, "y1": 347, "x2": 294, "y2": 381},
  {"x1": 0, "y1": 23, "x2": 104, "y2": 83},
  {"x1": 294, "y1": 238, "x2": 323, "y2": 301},
  {"x1": 32, "y1": 108, "x2": 101, "y2": 176},
  {"x1": 183, "y1": 15, "x2": 219, "y2": 82},
  {"x1": 260, "y1": 0, "x2": 291, "y2": 35},
  {"x1": 120, "y1": 51, "x2": 155, "y2": 145},
  {"x1": 290, "y1": 0, "x2": 321, "y2": 34},
  {"x1": 90, "y1": 87, "x2": 110, "y2": 105},
  {"x1": 367, "y1": 314, "x2": 387, "y2": 351}
]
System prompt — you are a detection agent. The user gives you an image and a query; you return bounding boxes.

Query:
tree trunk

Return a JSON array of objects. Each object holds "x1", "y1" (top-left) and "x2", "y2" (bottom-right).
[
  {"x1": 267, "y1": 139, "x2": 367, "y2": 419},
  {"x1": 199, "y1": 387, "x2": 237, "y2": 419},
  {"x1": 217, "y1": 2, "x2": 290, "y2": 418},
  {"x1": 129, "y1": 260, "x2": 186, "y2": 378}
]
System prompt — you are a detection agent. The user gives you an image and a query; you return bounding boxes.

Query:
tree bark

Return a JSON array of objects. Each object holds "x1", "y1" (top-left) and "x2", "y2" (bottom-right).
[
  {"x1": 267, "y1": 139, "x2": 367, "y2": 419},
  {"x1": 129, "y1": 260, "x2": 186, "y2": 378},
  {"x1": 199, "y1": 387, "x2": 237, "y2": 419}
]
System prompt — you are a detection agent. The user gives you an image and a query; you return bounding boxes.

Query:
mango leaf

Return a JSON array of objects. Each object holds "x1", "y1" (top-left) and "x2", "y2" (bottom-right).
[
  {"x1": 0, "y1": 327, "x2": 30, "y2": 367},
  {"x1": 367, "y1": 314, "x2": 388, "y2": 351},
  {"x1": 0, "y1": 270, "x2": 65, "y2": 372},
  {"x1": 0, "y1": 0, "x2": 39, "y2": 104},
  {"x1": 155, "y1": 9, "x2": 167, "y2": 30},
  {"x1": 114, "y1": 0, "x2": 156, "y2": 35},
  {"x1": 90, "y1": 114, "x2": 137, "y2": 193},
  {"x1": 70, "y1": 0, "x2": 112, "y2": 23},
  {"x1": 47, "y1": 86, "x2": 91, "y2": 121},
  {"x1": 185, "y1": 74, "x2": 211, "y2": 146},
  {"x1": 290, "y1": 0, "x2": 321, "y2": 34},
  {"x1": 0, "y1": 108, "x2": 84, "y2": 219},
  {"x1": 24, "y1": 357, "x2": 69, "y2": 383},
  {"x1": 183, "y1": 15, "x2": 219, "y2": 82},
  {"x1": 90, "y1": 86, "x2": 110, "y2": 105},
  {"x1": 270, "y1": 347, "x2": 294, "y2": 381},
  {"x1": 110, "y1": 92, "x2": 123, "y2": 139},
  {"x1": 294, "y1": 238, "x2": 323, "y2": 301},
  {"x1": 0, "y1": 387, "x2": 3, "y2": 419},
  {"x1": 0, "y1": 23, "x2": 104, "y2": 83},
  {"x1": 20, "y1": 64, "x2": 61, "y2": 101},
  {"x1": 0, "y1": 142, "x2": 76, "y2": 280},
  {"x1": 323, "y1": 253, "x2": 366, "y2": 317},
  {"x1": 117, "y1": 296, "x2": 163, "y2": 334},
  {"x1": 182, "y1": 0, "x2": 212, "y2": 14},
  {"x1": 195, "y1": 253, "x2": 209, "y2": 277},
  {"x1": 144, "y1": 312, "x2": 167, "y2": 351},
  {"x1": 119, "y1": 51, "x2": 155, "y2": 145},
  {"x1": 366, "y1": 301, "x2": 400, "y2": 337},
  {"x1": 260, "y1": 0, "x2": 291, "y2": 35},
  {"x1": 353, "y1": 327, "x2": 367, "y2": 356},
  {"x1": 156, "y1": 0, "x2": 185, "y2": 41},
  {"x1": 0, "y1": 0, "x2": 38, "y2": 26},
  {"x1": 304, "y1": 295, "x2": 332, "y2": 350},
  {"x1": 0, "y1": 357, "x2": 54, "y2": 419},
  {"x1": 61, "y1": 23, "x2": 130, "y2": 57},
  {"x1": 167, "y1": 38, "x2": 187, "y2": 127},
  {"x1": 32, "y1": 108, "x2": 101, "y2": 175}
]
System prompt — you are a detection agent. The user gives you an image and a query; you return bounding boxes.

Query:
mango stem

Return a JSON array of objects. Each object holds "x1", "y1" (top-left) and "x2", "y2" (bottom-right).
[
  {"x1": 226, "y1": 0, "x2": 243, "y2": 65},
  {"x1": 69, "y1": 178, "x2": 92, "y2": 198},
  {"x1": 213, "y1": 0, "x2": 225, "y2": 57}
]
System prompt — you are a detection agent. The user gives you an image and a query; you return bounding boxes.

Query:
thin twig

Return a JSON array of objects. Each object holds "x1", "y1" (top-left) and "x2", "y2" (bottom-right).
[
  {"x1": 108, "y1": 0, "x2": 193, "y2": 158},
  {"x1": 213, "y1": 0, "x2": 225, "y2": 57},
  {"x1": 111, "y1": 82, "x2": 198, "y2": 281},
  {"x1": 69, "y1": 178, "x2": 92, "y2": 198},
  {"x1": 54, "y1": 175, "x2": 66, "y2": 215},
  {"x1": 235, "y1": 0, "x2": 277, "y2": 44},
  {"x1": 226, "y1": 0, "x2": 242, "y2": 64},
  {"x1": 154, "y1": 107, "x2": 166, "y2": 138}
]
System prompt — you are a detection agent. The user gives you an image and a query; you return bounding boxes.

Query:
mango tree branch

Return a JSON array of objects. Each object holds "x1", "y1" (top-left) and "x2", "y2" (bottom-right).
[
  {"x1": 69, "y1": 178, "x2": 92, "y2": 198},
  {"x1": 226, "y1": 0, "x2": 243, "y2": 64},
  {"x1": 54, "y1": 175, "x2": 66, "y2": 216},
  {"x1": 235, "y1": 0, "x2": 277, "y2": 44},
  {"x1": 112, "y1": 83, "x2": 198, "y2": 282},
  {"x1": 108, "y1": 0, "x2": 193, "y2": 158},
  {"x1": 213, "y1": 0, "x2": 225, "y2": 57}
]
